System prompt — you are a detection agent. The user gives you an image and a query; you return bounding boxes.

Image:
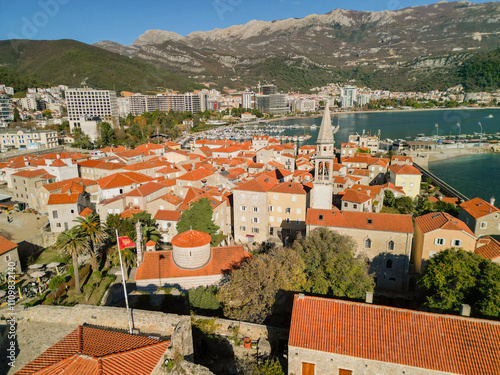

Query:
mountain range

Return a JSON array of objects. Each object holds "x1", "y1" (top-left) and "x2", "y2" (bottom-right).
[{"x1": 1, "y1": 1, "x2": 500, "y2": 94}]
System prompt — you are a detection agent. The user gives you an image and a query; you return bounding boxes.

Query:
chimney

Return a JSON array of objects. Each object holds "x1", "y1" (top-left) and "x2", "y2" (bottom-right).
[
  {"x1": 365, "y1": 292, "x2": 374, "y2": 304},
  {"x1": 438, "y1": 196, "x2": 442, "y2": 201},
  {"x1": 460, "y1": 304, "x2": 471, "y2": 317},
  {"x1": 490, "y1": 197, "x2": 495, "y2": 206},
  {"x1": 297, "y1": 293, "x2": 305, "y2": 300}
]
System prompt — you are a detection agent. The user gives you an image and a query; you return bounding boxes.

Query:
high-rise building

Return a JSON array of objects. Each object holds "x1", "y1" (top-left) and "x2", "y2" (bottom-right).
[
  {"x1": 128, "y1": 93, "x2": 203, "y2": 116},
  {"x1": 242, "y1": 90, "x2": 256, "y2": 109},
  {"x1": 0, "y1": 95, "x2": 13, "y2": 128},
  {"x1": 256, "y1": 93, "x2": 288, "y2": 114},
  {"x1": 262, "y1": 85, "x2": 278, "y2": 95},
  {"x1": 66, "y1": 88, "x2": 119, "y2": 123},
  {"x1": 340, "y1": 86, "x2": 357, "y2": 108},
  {"x1": 310, "y1": 106, "x2": 338, "y2": 209}
]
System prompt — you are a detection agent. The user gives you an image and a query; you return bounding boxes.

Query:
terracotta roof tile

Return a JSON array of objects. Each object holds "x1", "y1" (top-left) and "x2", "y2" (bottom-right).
[
  {"x1": 414, "y1": 212, "x2": 476, "y2": 237},
  {"x1": 307, "y1": 209, "x2": 413, "y2": 233},
  {"x1": 341, "y1": 189, "x2": 373, "y2": 204},
  {"x1": 12, "y1": 169, "x2": 49, "y2": 178},
  {"x1": 459, "y1": 197, "x2": 500, "y2": 219},
  {"x1": 16, "y1": 325, "x2": 168, "y2": 375},
  {"x1": 125, "y1": 182, "x2": 165, "y2": 197},
  {"x1": 120, "y1": 208, "x2": 144, "y2": 219},
  {"x1": 389, "y1": 164, "x2": 422, "y2": 175},
  {"x1": 289, "y1": 295, "x2": 500, "y2": 375},
  {"x1": 171, "y1": 230, "x2": 211, "y2": 247},
  {"x1": 47, "y1": 193, "x2": 81, "y2": 205},
  {"x1": 0, "y1": 235, "x2": 17, "y2": 255},
  {"x1": 269, "y1": 182, "x2": 308, "y2": 195},
  {"x1": 136, "y1": 246, "x2": 250, "y2": 280},
  {"x1": 97, "y1": 172, "x2": 153, "y2": 190},
  {"x1": 475, "y1": 236, "x2": 500, "y2": 260},
  {"x1": 79, "y1": 207, "x2": 94, "y2": 217},
  {"x1": 234, "y1": 174, "x2": 278, "y2": 193},
  {"x1": 153, "y1": 210, "x2": 182, "y2": 222}
]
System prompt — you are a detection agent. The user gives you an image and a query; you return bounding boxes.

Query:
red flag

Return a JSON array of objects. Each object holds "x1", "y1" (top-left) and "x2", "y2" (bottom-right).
[{"x1": 118, "y1": 236, "x2": 136, "y2": 250}]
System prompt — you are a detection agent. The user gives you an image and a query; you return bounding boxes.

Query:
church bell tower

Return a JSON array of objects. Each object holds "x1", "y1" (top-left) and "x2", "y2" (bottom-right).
[{"x1": 310, "y1": 105, "x2": 338, "y2": 209}]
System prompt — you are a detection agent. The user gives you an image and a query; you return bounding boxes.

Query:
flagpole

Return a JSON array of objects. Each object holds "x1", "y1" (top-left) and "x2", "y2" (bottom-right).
[{"x1": 116, "y1": 229, "x2": 133, "y2": 334}]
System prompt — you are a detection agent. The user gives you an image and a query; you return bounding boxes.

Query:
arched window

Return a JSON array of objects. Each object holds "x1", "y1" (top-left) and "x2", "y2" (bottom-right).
[
  {"x1": 364, "y1": 238, "x2": 372, "y2": 248},
  {"x1": 387, "y1": 240, "x2": 395, "y2": 251},
  {"x1": 318, "y1": 162, "x2": 323, "y2": 176},
  {"x1": 324, "y1": 162, "x2": 329, "y2": 176},
  {"x1": 386, "y1": 259, "x2": 393, "y2": 269}
]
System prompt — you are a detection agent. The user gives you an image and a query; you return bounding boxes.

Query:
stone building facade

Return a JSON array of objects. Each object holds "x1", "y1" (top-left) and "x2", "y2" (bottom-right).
[{"x1": 459, "y1": 197, "x2": 500, "y2": 237}]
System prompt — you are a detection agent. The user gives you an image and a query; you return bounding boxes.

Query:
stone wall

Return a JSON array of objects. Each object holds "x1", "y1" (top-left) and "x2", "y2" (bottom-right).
[
  {"x1": 17, "y1": 305, "x2": 193, "y2": 359},
  {"x1": 193, "y1": 315, "x2": 288, "y2": 343},
  {"x1": 17, "y1": 230, "x2": 58, "y2": 269},
  {"x1": 288, "y1": 346, "x2": 452, "y2": 375}
]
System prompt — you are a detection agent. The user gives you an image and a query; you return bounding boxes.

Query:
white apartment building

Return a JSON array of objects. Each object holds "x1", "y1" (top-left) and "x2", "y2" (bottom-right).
[
  {"x1": 0, "y1": 128, "x2": 58, "y2": 150},
  {"x1": 242, "y1": 90, "x2": 256, "y2": 109},
  {"x1": 66, "y1": 88, "x2": 119, "y2": 136},
  {"x1": 0, "y1": 95, "x2": 13, "y2": 128}
]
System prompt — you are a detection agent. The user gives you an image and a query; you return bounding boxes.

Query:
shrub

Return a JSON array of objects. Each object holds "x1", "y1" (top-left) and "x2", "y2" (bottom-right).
[
  {"x1": 189, "y1": 286, "x2": 221, "y2": 312},
  {"x1": 48, "y1": 275, "x2": 66, "y2": 290}
]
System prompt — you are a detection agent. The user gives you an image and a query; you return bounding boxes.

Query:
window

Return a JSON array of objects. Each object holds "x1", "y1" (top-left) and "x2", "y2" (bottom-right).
[
  {"x1": 387, "y1": 240, "x2": 395, "y2": 251},
  {"x1": 286, "y1": 218, "x2": 290, "y2": 223},
  {"x1": 296, "y1": 208, "x2": 301, "y2": 214},
  {"x1": 5, "y1": 254, "x2": 11, "y2": 262},
  {"x1": 386, "y1": 259, "x2": 393, "y2": 269},
  {"x1": 56, "y1": 223, "x2": 61, "y2": 227},
  {"x1": 252, "y1": 217, "x2": 259, "y2": 223},
  {"x1": 252, "y1": 228, "x2": 259, "y2": 233},
  {"x1": 344, "y1": 202, "x2": 348, "y2": 208},
  {"x1": 292, "y1": 195, "x2": 297, "y2": 202},
  {"x1": 241, "y1": 216, "x2": 246, "y2": 222},
  {"x1": 70, "y1": 209, "x2": 75, "y2": 214},
  {"x1": 429, "y1": 251, "x2": 437, "y2": 258},
  {"x1": 319, "y1": 214, "x2": 324, "y2": 220},
  {"x1": 285, "y1": 207, "x2": 291, "y2": 214},
  {"x1": 241, "y1": 193, "x2": 245, "y2": 199},
  {"x1": 253, "y1": 207, "x2": 258, "y2": 212},
  {"x1": 480, "y1": 222, "x2": 487, "y2": 229},
  {"x1": 353, "y1": 204, "x2": 358, "y2": 209},
  {"x1": 107, "y1": 209, "x2": 113, "y2": 214},
  {"x1": 435, "y1": 238, "x2": 445, "y2": 245},
  {"x1": 269, "y1": 206, "x2": 273, "y2": 212},
  {"x1": 52, "y1": 210, "x2": 58, "y2": 219},
  {"x1": 270, "y1": 216, "x2": 274, "y2": 222},
  {"x1": 240, "y1": 205, "x2": 246, "y2": 211},
  {"x1": 274, "y1": 194, "x2": 278, "y2": 200},
  {"x1": 277, "y1": 206, "x2": 282, "y2": 213},
  {"x1": 364, "y1": 238, "x2": 372, "y2": 248},
  {"x1": 339, "y1": 369, "x2": 353, "y2": 375},
  {"x1": 367, "y1": 219, "x2": 373, "y2": 225},
  {"x1": 252, "y1": 194, "x2": 257, "y2": 200},
  {"x1": 302, "y1": 363, "x2": 315, "y2": 375},
  {"x1": 240, "y1": 226, "x2": 246, "y2": 231},
  {"x1": 452, "y1": 239, "x2": 462, "y2": 247}
]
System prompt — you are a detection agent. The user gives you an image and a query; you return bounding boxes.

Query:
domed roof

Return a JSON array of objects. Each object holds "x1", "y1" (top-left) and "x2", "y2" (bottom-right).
[{"x1": 171, "y1": 230, "x2": 211, "y2": 248}]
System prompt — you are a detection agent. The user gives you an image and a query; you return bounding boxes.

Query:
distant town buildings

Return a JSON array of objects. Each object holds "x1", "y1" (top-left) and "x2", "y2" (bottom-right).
[
  {"x1": 0, "y1": 94, "x2": 13, "y2": 128},
  {"x1": 0, "y1": 128, "x2": 58, "y2": 150}
]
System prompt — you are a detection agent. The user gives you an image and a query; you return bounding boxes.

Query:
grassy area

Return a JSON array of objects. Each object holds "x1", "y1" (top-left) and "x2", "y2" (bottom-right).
[
  {"x1": 32, "y1": 247, "x2": 68, "y2": 266},
  {"x1": 59, "y1": 271, "x2": 116, "y2": 306}
]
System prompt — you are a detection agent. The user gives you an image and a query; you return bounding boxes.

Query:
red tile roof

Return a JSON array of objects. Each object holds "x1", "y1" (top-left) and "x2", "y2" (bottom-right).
[
  {"x1": 171, "y1": 230, "x2": 211, "y2": 248},
  {"x1": 389, "y1": 164, "x2": 422, "y2": 175},
  {"x1": 414, "y1": 212, "x2": 475, "y2": 237},
  {"x1": 16, "y1": 325, "x2": 169, "y2": 375},
  {"x1": 153, "y1": 210, "x2": 182, "y2": 222},
  {"x1": 12, "y1": 169, "x2": 50, "y2": 178},
  {"x1": 136, "y1": 246, "x2": 250, "y2": 280},
  {"x1": 177, "y1": 168, "x2": 214, "y2": 181},
  {"x1": 306, "y1": 209, "x2": 413, "y2": 233},
  {"x1": 459, "y1": 197, "x2": 500, "y2": 219},
  {"x1": 97, "y1": 172, "x2": 153, "y2": 190},
  {"x1": 428, "y1": 196, "x2": 460, "y2": 205},
  {"x1": 289, "y1": 295, "x2": 500, "y2": 375},
  {"x1": 120, "y1": 208, "x2": 144, "y2": 219},
  {"x1": 79, "y1": 207, "x2": 94, "y2": 217},
  {"x1": 50, "y1": 159, "x2": 67, "y2": 167},
  {"x1": 341, "y1": 189, "x2": 372, "y2": 204},
  {"x1": 234, "y1": 174, "x2": 278, "y2": 193},
  {"x1": 47, "y1": 193, "x2": 81, "y2": 205},
  {"x1": 0, "y1": 235, "x2": 17, "y2": 255},
  {"x1": 125, "y1": 182, "x2": 165, "y2": 197},
  {"x1": 269, "y1": 182, "x2": 308, "y2": 195},
  {"x1": 475, "y1": 236, "x2": 500, "y2": 260}
]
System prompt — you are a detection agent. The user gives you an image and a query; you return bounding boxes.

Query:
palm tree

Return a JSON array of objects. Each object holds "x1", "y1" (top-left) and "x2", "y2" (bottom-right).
[
  {"x1": 142, "y1": 223, "x2": 160, "y2": 244},
  {"x1": 55, "y1": 227, "x2": 88, "y2": 295},
  {"x1": 74, "y1": 213, "x2": 107, "y2": 272}
]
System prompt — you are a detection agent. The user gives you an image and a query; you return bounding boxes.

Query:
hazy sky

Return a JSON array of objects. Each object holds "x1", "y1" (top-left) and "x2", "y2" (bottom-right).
[{"x1": 0, "y1": 0, "x2": 493, "y2": 45}]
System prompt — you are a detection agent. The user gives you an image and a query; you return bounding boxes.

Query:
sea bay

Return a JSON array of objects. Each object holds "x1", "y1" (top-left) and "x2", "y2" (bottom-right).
[{"x1": 265, "y1": 108, "x2": 500, "y2": 204}]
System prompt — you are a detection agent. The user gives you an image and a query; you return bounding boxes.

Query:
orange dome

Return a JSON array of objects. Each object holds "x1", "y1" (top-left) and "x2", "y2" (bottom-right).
[{"x1": 171, "y1": 230, "x2": 211, "y2": 248}]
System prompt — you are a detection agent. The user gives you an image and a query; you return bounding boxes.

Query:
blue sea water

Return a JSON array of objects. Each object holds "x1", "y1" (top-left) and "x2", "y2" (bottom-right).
[{"x1": 265, "y1": 108, "x2": 500, "y2": 204}]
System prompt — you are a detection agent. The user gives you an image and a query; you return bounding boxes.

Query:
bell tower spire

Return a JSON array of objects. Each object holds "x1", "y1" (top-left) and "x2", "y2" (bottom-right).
[{"x1": 310, "y1": 105, "x2": 339, "y2": 210}]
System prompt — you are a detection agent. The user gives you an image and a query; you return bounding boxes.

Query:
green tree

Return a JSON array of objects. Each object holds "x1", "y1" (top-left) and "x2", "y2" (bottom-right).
[
  {"x1": 394, "y1": 196, "x2": 414, "y2": 214},
  {"x1": 177, "y1": 198, "x2": 222, "y2": 245},
  {"x1": 13, "y1": 107, "x2": 21, "y2": 122},
  {"x1": 98, "y1": 122, "x2": 116, "y2": 147},
  {"x1": 292, "y1": 228, "x2": 374, "y2": 298},
  {"x1": 42, "y1": 109, "x2": 52, "y2": 119},
  {"x1": 252, "y1": 358, "x2": 284, "y2": 375},
  {"x1": 54, "y1": 227, "x2": 89, "y2": 295},
  {"x1": 218, "y1": 247, "x2": 305, "y2": 323},
  {"x1": 383, "y1": 190, "x2": 396, "y2": 208},
  {"x1": 189, "y1": 285, "x2": 221, "y2": 312},
  {"x1": 418, "y1": 248, "x2": 500, "y2": 317},
  {"x1": 74, "y1": 213, "x2": 107, "y2": 272}
]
